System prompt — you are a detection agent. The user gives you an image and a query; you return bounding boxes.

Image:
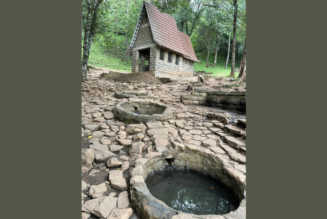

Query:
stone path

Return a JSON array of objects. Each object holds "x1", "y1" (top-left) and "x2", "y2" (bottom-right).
[{"x1": 81, "y1": 78, "x2": 246, "y2": 219}]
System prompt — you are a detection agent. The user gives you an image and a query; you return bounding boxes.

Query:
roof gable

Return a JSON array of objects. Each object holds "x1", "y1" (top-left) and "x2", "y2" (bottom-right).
[{"x1": 126, "y1": 1, "x2": 199, "y2": 63}]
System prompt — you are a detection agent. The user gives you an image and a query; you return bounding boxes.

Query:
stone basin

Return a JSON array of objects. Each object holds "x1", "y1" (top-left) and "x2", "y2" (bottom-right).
[
  {"x1": 113, "y1": 100, "x2": 174, "y2": 122},
  {"x1": 129, "y1": 145, "x2": 246, "y2": 219}
]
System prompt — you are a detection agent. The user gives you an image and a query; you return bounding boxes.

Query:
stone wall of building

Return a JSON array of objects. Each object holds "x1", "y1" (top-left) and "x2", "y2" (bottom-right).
[{"x1": 154, "y1": 46, "x2": 194, "y2": 78}]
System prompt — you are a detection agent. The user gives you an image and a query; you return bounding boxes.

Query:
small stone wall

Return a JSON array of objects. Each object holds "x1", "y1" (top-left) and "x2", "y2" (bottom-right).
[
  {"x1": 129, "y1": 145, "x2": 246, "y2": 219},
  {"x1": 182, "y1": 89, "x2": 246, "y2": 112}
]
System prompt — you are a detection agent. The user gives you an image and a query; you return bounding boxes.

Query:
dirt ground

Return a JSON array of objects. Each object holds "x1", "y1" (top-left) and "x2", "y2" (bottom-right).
[{"x1": 81, "y1": 67, "x2": 246, "y2": 219}]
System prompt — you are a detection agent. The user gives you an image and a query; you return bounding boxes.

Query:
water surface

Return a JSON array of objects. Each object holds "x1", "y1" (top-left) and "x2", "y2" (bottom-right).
[{"x1": 146, "y1": 167, "x2": 240, "y2": 215}]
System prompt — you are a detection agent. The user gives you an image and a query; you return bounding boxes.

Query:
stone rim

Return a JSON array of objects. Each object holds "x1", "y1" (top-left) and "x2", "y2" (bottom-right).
[
  {"x1": 129, "y1": 146, "x2": 246, "y2": 219},
  {"x1": 113, "y1": 100, "x2": 174, "y2": 122}
]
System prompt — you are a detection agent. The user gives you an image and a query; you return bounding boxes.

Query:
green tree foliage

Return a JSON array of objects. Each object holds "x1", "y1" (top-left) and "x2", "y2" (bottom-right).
[{"x1": 82, "y1": 0, "x2": 246, "y2": 74}]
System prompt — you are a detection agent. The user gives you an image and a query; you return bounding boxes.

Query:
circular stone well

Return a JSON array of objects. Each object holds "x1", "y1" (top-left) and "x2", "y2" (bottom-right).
[
  {"x1": 113, "y1": 100, "x2": 174, "y2": 122},
  {"x1": 129, "y1": 145, "x2": 246, "y2": 219}
]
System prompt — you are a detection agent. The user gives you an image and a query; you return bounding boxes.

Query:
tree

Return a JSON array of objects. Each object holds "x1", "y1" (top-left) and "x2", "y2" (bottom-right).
[
  {"x1": 229, "y1": 0, "x2": 238, "y2": 77},
  {"x1": 225, "y1": 30, "x2": 231, "y2": 68},
  {"x1": 237, "y1": 38, "x2": 246, "y2": 78},
  {"x1": 81, "y1": 0, "x2": 107, "y2": 82}
]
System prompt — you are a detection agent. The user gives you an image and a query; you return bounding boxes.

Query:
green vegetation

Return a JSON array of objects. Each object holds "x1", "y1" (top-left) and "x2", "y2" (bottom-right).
[{"x1": 88, "y1": 42, "x2": 132, "y2": 72}]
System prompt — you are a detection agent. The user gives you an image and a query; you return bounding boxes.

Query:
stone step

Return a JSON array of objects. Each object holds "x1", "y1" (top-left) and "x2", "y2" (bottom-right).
[
  {"x1": 225, "y1": 125, "x2": 246, "y2": 136},
  {"x1": 224, "y1": 135, "x2": 246, "y2": 150}
]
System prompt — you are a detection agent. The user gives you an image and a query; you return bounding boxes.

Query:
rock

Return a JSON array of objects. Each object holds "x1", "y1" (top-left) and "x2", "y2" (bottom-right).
[
  {"x1": 81, "y1": 212, "x2": 90, "y2": 219},
  {"x1": 117, "y1": 139, "x2": 132, "y2": 146},
  {"x1": 117, "y1": 191, "x2": 130, "y2": 208},
  {"x1": 154, "y1": 137, "x2": 170, "y2": 147},
  {"x1": 110, "y1": 145, "x2": 124, "y2": 152},
  {"x1": 146, "y1": 121, "x2": 163, "y2": 128},
  {"x1": 121, "y1": 161, "x2": 129, "y2": 172},
  {"x1": 129, "y1": 142, "x2": 145, "y2": 155},
  {"x1": 89, "y1": 144, "x2": 108, "y2": 151},
  {"x1": 92, "y1": 131, "x2": 105, "y2": 138},
  {"x1": 147, "y1": 128, "x2": 168, "y2": 136},
  {"x1": 82, "y1": 180, "x2": 90, "y2": 192},
  {"x1": 168, "y1": 119, "x2": 176, "y2": 124},
  {"x1": 104, "y1": 112, "x2": 114, "y2": 119},
  {"x1": 237, "y1": 118, "x2": 246, "y2": 127},
  {"x1": 182, "y1": 135, "x2": 192, "y2": 141},
  {"x1": 82, "y1": 148, "x2": 95, "y2": 163},
  {"x1": 92, "y1": 112, "x2": 102, "y2": 118},
  {"x1": 100, "y1": 136, "x2": 111, "y2": 145},
  {"x1": 110, "y1": 126, "x2": 119, "y2": 133},
  {"x1": 100, "y1": 124, "x2": 110, "y2": 130},
  {"x1": 117, "y1": 131, "x2": 127, "y2": 139},
  {"x1": 109, "y1": 170, "x2": 128, "y2": 191},
  {"x1": 209, "y1": 146, "x2": 226, "y2": 155},
  {"x1": 224, "y1": 136, "x2": 246, "y2": 149},
  {"x1": 171, "y1": 142, "x2": 185, "y2": 151},
  {"x1": 107, "y1": 157, "x2": 123, "y2": 167},
  {"x1": 88, "y1": 182, "x2": 108, "y2": 198},
  {"x1": 125, "y1": 124, "x2": 147, "y2": 134},
  {"x1": 119, "y1": 155, "x2": 130, "y2": 161},
  {"x1": 189, "y1": 130, "x2": 202, "y2": 135},
  {"x1": 187, "y1": 140, "x2": 202, "y2": 146},
  {"x1": 133, "y1": 133, "x2": 145, "y2": 141},
  {"x1": 175, "y1": 120, "x2": 186, "y2": 128},
  {"x1": 94, "y1": 117, "x2": 106, "y2": 122},
  {"x1": 93, "y1": 149, "x2": 117, "y2": 161},
  {"x1": 202, "y1": 139, "x2": 217, "y2": 147},
  {"x1": 82, "y1": 149, "x2": 94, "y2": 174},
  {"x1": 225, "y1": 125, "x2": 246, "y2": 136},
  {"x1": 212, "y1": 121, "x2": 225, "y2": 128},
  {"x1": 229, "y1": 152, "x2": 246, "y2": 163},
  {"x1": 156, "y1": 146, "x2": 168, "y2": 153},
  {"x1": 192, "y1": 135, "x2": 207, "y2": 141},
  {"x1": 144, "y1": 152, "x2": 162, "y2": 159},
  {"x1": 107, "y1": 208, "x2": 133, "y2": 219},
  {"x1": 85, "y1": 125, "x2": 100, "y2": 131},
  {"x1": 202, "y1": 122, "x2": 213, "y2": 127},
  {"x1": 235, "y1": 164, "x2": 246, "y2": 174},
  {"x1": 226, "y1": 168, "x2": 246, "y2": 184},
  {"x1": 82, "y1": 194, "x2": 117, "y2": 218}
]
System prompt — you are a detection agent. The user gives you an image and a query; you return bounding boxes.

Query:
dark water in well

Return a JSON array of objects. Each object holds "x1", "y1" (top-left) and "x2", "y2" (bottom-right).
[{"x1": 146, "y1": 168, "x2": 240, "y2": 215}]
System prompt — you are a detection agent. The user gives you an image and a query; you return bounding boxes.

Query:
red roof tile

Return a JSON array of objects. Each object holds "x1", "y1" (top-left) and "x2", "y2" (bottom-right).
[{"x1": 127, "y1": 2, "x2": 199, "y2": 63}]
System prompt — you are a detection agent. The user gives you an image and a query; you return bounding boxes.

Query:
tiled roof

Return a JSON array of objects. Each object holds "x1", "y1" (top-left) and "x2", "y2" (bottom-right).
[{"x1": 126, "y1": 1, "x2": 199, "y2": 63}]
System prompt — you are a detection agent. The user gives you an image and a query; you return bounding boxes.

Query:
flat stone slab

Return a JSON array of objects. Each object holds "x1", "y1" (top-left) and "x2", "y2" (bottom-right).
[
  {"x1": 110, "y1": 145, "x2": 124, "y2": 152},
  {"x1": 146, "y1": 121, "x2": 163, "y2": 128},
  {"x1": 93, "y1": 149, "x2": 117, "y2": 161},
  {"x1": 88, "y1": 182, "x2": 108, "y2": 198},
  {"x1": 109, "y1": 170, "x2": 127, "y2": 191},
  {"x1": 118, "y1": 191, "x2": 130, "y2": 209},
  {"x1": 225, "y1": 125, "x2": 246, "y2": 136},
  {"x1": 125, "y1": 124, "x2": 147, "y2": 134},
  {"x1": 107, "y1": 208, "x2": 133, "y2": 219},
  {"x1": 82, "y1": 194, "x2": 117, "y2": 218},
  {"x1": 229, "y1": 152, "x2": 246, "y2": 163},
  {"x1": 224, "y1": 136, "x2": 246, "y2": 149},
  {"x1": 202, "y1": 138, "x2": 217, "y2": 147},
  {"x1": 107, "y1": 157, "x2": 123, "y2": 167},
  {"x1": 209, "y1": 146, "x2": 226, "y2": 155},
  {"x1": 147, "y1": 128, "x2": 168, "y2": 136},
  {"x1": 129, "y1": 142, "x2": 145, "y2": 155}
]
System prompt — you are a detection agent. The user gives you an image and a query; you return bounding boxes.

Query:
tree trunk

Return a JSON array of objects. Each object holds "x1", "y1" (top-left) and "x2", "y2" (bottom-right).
[
  {"x1": 229, "y1": 0, "x2": 238, "y2": 77},
  {"x1": 238, "y1": 39, "x2": 246, "y2": 78},
  {"x1": 225, "y1": 31, "x2": 231, "y2": 69},
  {"x1": 235, "y1": 64, "x2": 246, "y2": 84},
  {"x1": 125, "y1": 0, "x2": 130, "y2": 63},
  {"x1": 81, "y1": 0, "x2": 103, "y2": 82},
  {"x1": 206, "y1": 49, "x2": 210, "y2": 68},
  {"x1": 213, "y1": 48, "x2": 217, "y2": 67}
]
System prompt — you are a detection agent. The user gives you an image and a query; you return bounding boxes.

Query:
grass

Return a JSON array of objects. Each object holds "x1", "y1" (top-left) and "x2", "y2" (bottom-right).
[
  {"x1": 87, "y1": 41, "x2": 240, "y2": 77},
  {"x1": 88, "y1": 42, "x2": 132, "y2": 73}
]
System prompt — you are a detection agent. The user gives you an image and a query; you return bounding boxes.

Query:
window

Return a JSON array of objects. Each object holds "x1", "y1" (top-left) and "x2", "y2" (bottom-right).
[
  {"x1": 160, "y1": 49, "x2": 165, "y2": 60},
  {"x1": 175, "y1": 55, "x2": 180, "y2": 65},
  {"x1": 168, "y1": 52, "x2": 172, "y2": 63},
  {"x1": 145, "y1": 60, "x2": 149, "y2": 65},
  {"x1": 184, "y1": 59, "x2": 188, "y2": 65}
]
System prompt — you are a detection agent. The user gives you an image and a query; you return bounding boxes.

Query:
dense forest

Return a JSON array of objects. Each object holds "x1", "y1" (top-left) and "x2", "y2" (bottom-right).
[{"x1": 81, "y1": 0, "x2": 246, "y2": 81}]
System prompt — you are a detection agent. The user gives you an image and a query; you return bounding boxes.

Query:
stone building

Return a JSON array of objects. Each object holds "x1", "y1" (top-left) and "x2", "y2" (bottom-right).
[{"x1": 126, "y1": 1, "x2": 200, "y2": 78}]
